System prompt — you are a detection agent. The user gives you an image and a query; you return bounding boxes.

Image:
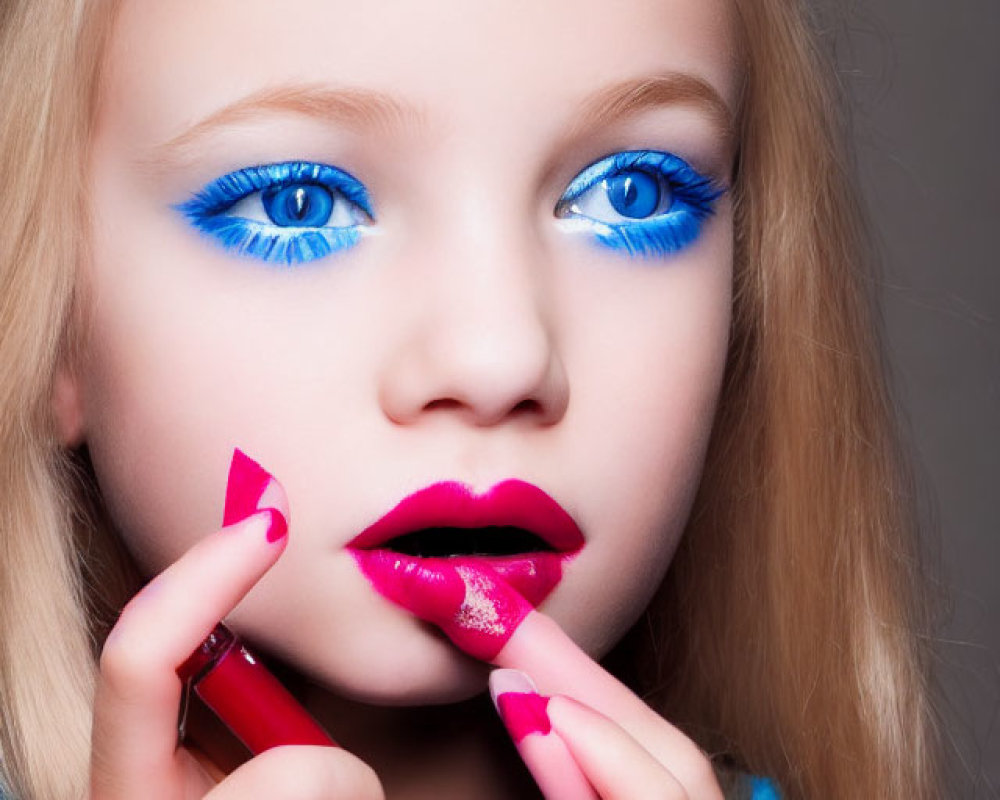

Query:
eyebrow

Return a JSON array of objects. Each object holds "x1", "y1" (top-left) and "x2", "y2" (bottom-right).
[
  {"x1": 140, "y1": 72, "x2": 733, "y2": 175},
  {"x1": 566, "y1": 73, "x2": 735, "y2": 149},
  {"x1": 139, "y1": 85, "x2": 425, "y2": 174}
]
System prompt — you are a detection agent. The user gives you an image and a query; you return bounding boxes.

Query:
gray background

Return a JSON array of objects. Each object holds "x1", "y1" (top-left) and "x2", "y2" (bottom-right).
[{"x1": 820, "y1": 0, "x2": 999, "y2": 795}]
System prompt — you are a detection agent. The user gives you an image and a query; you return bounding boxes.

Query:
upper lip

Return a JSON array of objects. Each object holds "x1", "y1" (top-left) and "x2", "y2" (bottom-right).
[{"x1": 347, "y1": 480, "x2": 584, "y2": 553}]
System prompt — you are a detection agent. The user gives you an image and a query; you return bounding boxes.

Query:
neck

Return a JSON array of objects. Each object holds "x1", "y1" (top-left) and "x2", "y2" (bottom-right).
[{"x1": 302, "y1": 684, "x2": 541, "y2": 800}]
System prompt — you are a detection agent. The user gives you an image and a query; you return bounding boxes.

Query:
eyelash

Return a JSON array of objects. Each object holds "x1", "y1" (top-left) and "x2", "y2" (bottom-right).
[
  {"x1": 174, "y1": 161, "x2": 374, "y2": 266},
  {"x1": 554, "y1": 150, "x2": 725, "y2": 259},
  {"x1": 175, "y1": 150, "x2": 723, "y2": 266}
]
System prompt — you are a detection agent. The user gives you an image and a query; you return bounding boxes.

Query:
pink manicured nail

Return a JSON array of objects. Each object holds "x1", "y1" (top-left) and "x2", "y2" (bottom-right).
[
  {"x1": 490, "y1": 669, "x2": 551, "y2": 742},
  {"x1": 224, "y1": 449, "x2": 288, "y2": 543},
  {"x1": 224, "y1": 449, "x2": 275, "y2": 526},
  {"x1": 262, "y1": 507, "x2": 288, "y2": 543}
]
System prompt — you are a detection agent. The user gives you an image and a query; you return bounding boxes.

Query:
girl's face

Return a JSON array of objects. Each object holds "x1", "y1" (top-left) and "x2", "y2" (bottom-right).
[{"x1": 71, "y1": 0, "x2": 738, "y2": 702}]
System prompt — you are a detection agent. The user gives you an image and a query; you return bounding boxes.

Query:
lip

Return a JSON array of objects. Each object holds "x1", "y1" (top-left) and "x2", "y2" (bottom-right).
[
  {"x1": 348, "y1": 481, "x2": 584, "y2": 626},
  {"x1": 347, "y1": 480, "x2": 585, "y2": 554}
]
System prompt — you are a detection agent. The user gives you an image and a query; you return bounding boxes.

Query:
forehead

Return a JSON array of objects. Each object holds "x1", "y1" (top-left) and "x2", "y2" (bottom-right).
[{"x1": 99, "y1": 0, "x2": 738, "y2": 143}]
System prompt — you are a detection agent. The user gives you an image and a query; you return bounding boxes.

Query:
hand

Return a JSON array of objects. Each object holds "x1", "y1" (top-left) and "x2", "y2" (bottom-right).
[
  {"x1": 489, "y1": 611, "x2": 723, "y2": 800},
  {"x1": 89, "y1": 475, "x2": 384, "y2": 800}
]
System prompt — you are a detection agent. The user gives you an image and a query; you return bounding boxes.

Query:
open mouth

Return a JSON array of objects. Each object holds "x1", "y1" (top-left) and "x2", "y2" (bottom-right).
[
  {"x1": 349, "y1": 480, "x2": 584, "y2": 609},
  {"x1": 382, "y1": 526, "x2": 555, "y2": 558},
  {"x1": 348, "y1": 480, "x2": 584, "y2": 554}
]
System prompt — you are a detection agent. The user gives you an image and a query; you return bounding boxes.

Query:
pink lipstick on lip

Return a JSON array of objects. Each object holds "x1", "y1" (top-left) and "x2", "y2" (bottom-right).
[
  {"x1": 348, "y1": 480, "x2": 584, "y2": 553},
  {"x1": 348, "y1": 480, "x2": 583, "y2": 660}
]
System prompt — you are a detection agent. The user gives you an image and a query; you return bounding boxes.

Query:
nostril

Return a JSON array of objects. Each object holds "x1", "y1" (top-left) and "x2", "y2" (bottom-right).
[
  {"x1": 423, "y1": 398, "x2": 464, "y2": 414},
  {"x1": 419, "y1": 396, "x2": 543, "y2": 421},
  {"x1": 511, "y1": 399, "x2": 541, "y2": 416}
]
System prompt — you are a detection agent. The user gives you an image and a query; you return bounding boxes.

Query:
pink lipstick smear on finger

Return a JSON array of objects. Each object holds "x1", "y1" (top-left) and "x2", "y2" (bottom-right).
[
  {"x1": 349, "y1": 480, "x2": 582, "y2": 660},
  {"x1": 352, "y1": 550, "x2": 533, "y2": 661}
]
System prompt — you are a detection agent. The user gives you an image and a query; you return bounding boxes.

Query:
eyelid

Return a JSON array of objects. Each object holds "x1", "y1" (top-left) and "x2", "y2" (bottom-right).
[
  {"x1": 177, "y1": 161, "x2": 375, "y2": 220},
  {"x1": 558, "y1": 150, "x2": 723, "y2": 210},
  {"x1": 554, "y1": 149, "x2": 727, "y2": 260},
  {"x1": 173, "y1": 160, "x2": 374, "y2": 267}
]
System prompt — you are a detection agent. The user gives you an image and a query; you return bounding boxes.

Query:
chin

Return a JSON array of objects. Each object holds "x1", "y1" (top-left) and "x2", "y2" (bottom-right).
[{"x1": 254, "y1": 605, "x2": 494, "y2": 706}]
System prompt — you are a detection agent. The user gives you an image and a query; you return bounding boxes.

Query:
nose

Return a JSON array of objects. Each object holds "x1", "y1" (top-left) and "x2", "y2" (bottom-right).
[{"x1": 377, "y1": 225, "x2": 569, "y2": 428}]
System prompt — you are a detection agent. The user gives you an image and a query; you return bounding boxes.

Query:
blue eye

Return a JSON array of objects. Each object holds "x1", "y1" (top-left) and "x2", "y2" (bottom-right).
[
  {"x1": 175, "y1": 161, "x2": 373, "y2": 266},
  {"x1": 555, "y1": 150, "x2": 725, "y2": 259},
  {"x1": 262, "y1": 184, "x2": 334, "y2": 227},
  {"x1": 606, "y1": 170, "x2": 663, "y2": 218}
]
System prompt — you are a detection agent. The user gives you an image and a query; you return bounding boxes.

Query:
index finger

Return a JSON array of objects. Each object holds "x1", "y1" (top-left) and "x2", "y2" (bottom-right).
[
  {"x1": 91, "y1": 475, "x2": 288, "y2": 799},
  {"x1": 355, "y1": 552, "x2": 720, "y2": 796},
  {"x1": 495, "y1": 608, "x2": 721, "y2": 799}
]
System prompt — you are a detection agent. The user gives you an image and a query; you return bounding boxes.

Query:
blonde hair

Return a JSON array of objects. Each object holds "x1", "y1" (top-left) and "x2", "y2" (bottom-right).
[
  {"x1": 0, "y1": 1, "x2": 938, "y2": 798},
  {"x1": 642, "y1": 1, "x2": 940, "y2": 797},
  {"x1": 0, "y1": 2, "x2": 121, "y2": 798}
]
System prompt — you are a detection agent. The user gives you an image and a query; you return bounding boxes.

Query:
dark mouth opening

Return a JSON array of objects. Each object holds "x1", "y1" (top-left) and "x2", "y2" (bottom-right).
[{"x1": 382, "y1": 526, "x2": 555, "y2": 558}]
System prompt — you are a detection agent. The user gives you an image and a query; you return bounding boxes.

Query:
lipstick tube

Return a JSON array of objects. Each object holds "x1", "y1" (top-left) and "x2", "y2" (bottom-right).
[{"x1": 178, "y1": 623, "x2": 335, "y2": 754}]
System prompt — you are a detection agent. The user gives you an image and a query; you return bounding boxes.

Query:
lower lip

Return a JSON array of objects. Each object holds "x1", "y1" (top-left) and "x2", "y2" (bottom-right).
[{"x1": 350, "y1": 548, "x2": 572, "y2": 661}]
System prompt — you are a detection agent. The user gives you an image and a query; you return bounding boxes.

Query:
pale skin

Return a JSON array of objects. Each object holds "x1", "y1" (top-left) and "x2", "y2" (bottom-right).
[{"x1": 60, "y1": 0, "x2": 740, "y2": 796}]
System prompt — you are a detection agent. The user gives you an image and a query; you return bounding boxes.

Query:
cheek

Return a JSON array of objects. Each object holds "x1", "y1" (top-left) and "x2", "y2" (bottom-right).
[
  {"x1": 79, "y1": 284, "x2": 241, "y2": 570},
  {"x1": 79, "y1": 164, "x2": 382, "y2": 575},
  {"x1": 545, "y1": 212, "x2": 733, "y2": 654},
  {"x1": 78, "y1": 170, "x2": 284, "y2": 570}
]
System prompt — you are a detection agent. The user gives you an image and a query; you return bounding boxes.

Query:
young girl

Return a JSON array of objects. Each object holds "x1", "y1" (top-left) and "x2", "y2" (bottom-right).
[{"x1": 0, "y1": 0, "x2": 940, "y2": 797}]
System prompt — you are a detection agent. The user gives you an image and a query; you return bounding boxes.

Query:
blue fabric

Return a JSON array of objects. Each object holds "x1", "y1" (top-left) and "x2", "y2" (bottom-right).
[{"x1": 749, "y1": 775, "x2": 782, "y2": 799}]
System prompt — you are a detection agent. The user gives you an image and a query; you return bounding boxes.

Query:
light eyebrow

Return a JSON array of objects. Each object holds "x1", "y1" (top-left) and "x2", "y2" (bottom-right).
[
  {"x1": 141, "y1": 74, "x2": 733, "y2": 177},
  {"x1": 566, "y1": 72, "x2": 735, "y2": 151},
  {"x1": 138, "y1": 84, "x2": 425, "y2": 174}
]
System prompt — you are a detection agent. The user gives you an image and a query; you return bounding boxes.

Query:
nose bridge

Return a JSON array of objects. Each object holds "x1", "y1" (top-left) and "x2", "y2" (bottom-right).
[
  {"x1": 440, "y1": 199, "x2": 545, "y2": 343},
  {"x1": 378, "y1": 184, "x2": 568, "y2": 427}
]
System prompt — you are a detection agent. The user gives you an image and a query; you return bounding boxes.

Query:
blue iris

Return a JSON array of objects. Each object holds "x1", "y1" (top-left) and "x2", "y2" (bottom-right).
[
  {"x1": 177, "y1": 151, "x2": 722, "y2": 267},
  {"x1": 556, "y1": 150, "x2": 725, "y2": 259},
  {"x1": 175, "y1": 161, "x2": 373, "y2": 266},
  {"x1": 607, "y1": 170, "x2": 661, "y2": 218},
  {"x1": 262, "y1": 184, "x2": 334, "y2": 227}
]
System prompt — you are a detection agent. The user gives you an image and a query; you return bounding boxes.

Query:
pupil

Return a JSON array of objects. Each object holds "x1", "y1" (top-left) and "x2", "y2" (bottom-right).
[
  {"x1": 288, "y1": 187, "x2": 309, "y2": 220},
  {"x1": 607, "y1": 170, "x2": 660, "y2": 218},
  {"x1": 624, "y1": 181, "x2": 638, "y2": 206},
  {"x1": 262, "y1": 183, "x2": 335, "y2": 228}
]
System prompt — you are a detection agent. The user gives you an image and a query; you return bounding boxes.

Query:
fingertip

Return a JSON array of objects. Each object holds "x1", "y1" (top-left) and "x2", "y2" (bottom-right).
[
  {"x1": 489, "y1": 668, "x2": 538, "y2": 705},
  {"x1": 224, "y1": 507, "x2": 288, "y2": 548},
  {"x1": 257, "y1": 476, "x2": 290, "y2": 524},
  {"x1": 263, "y1": 507, "x2": 288, "y2": 543},
  {"x1": 224, "y1": 448, "x2": 290, "y2": 527},
  {"x1": 489, "y1": 673, "x2": 552, "y2": 746}
]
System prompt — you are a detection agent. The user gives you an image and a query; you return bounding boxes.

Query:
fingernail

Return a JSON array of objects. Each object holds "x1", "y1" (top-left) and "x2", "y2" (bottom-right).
[
  {"x1": 224, "y1": 448, "x2": 275, "y2": 525},
  {"x1": 261, "y1": 507, "x2": 288, "y2": 543},
  {"x1": 489, "y1": 667, "x2": 538, "y2": 701},
  {"x1": 224, "y1": 449, "x2": 290, "y2": 541},
  {"x1": 489, "y1": 669, "x2": 551, "y2": 742}
]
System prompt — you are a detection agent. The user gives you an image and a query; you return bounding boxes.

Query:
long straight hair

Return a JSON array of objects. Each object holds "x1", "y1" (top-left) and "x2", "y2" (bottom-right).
[
  {"x1": 0, "y1": 1, "x2": 939, "y2": 798},
  {"x1": 646, "y1": 1, "x2": 940, "y2": 797},
  {"x1": 0, "y1": 2, "x2": 120, "y2": 798}
]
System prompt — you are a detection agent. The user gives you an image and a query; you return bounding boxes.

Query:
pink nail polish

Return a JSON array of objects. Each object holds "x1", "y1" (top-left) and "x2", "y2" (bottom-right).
[
  {"x1": 496, "y1": 692, "x2": 552, "y2": 742},
  {"x1": 263, "y1": 507, "x2": 288, "y2": 543},
  {"x1": 224, "y1": 449, "x2": 274, "y2": 526}
]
